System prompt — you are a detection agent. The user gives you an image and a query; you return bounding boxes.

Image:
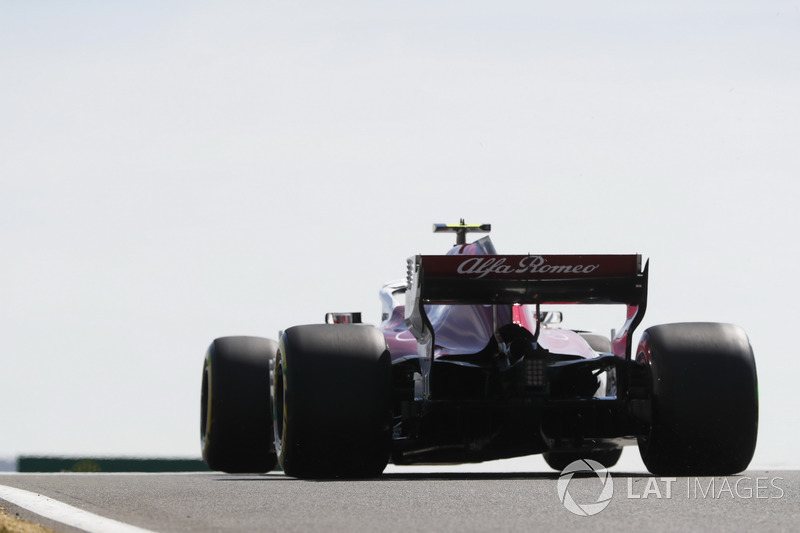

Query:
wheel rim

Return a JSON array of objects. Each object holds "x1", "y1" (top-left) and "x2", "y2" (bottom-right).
[
  {"x1": 200, "y1": 359, "x2": 211, "y2": 451},
  {"x1": 634, "y1": 351, "x2": 654, "y2": 459},
  {"x1": 273, "y1": 354, "x2": 286, "y2": 461}
]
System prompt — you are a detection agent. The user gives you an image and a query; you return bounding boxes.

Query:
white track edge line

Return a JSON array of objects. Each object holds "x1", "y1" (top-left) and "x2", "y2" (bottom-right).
[{"x1": 0, "y1": 484, "x2": 158, "y2": 533}]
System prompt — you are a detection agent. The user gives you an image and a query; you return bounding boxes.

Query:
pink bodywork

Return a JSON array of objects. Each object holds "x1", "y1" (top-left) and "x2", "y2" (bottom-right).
[{"x1": 381, "y1": 302, "x2": 595, "y2": 361}]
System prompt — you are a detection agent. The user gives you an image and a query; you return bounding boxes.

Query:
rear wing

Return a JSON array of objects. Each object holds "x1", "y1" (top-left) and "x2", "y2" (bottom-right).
[
  {"x1": 404, "y1": 254, "x2": 649, "y2": 387},
  {"x1": 405, "y1": 254, "x2": 646, "y2": 306}
]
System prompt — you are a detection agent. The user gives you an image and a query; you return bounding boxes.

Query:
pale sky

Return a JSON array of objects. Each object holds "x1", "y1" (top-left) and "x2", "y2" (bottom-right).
[{"x1": 2, "y1": 1, "x2": 798, "y2": 468}]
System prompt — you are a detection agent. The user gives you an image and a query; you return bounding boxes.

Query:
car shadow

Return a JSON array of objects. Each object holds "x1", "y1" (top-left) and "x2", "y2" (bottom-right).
[{"x1": 212, "y1": 470, "x2": 656, "y2": 482}]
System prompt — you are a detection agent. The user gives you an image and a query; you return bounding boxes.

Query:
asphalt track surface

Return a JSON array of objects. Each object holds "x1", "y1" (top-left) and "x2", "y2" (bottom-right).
[{"x1": 1, "y1": 469, "x2": 798, "y2": 532}]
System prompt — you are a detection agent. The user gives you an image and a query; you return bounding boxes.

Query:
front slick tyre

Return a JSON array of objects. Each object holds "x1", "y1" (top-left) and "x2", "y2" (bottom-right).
[
  {"x1": 275, "y1": 324, "x2": 392, "y2": 479},
  {"x1": 637, "y1": 323, "x2": 758, "y2": 476},
  {"x1": 201, "y1": 336, "x2": 278, "y2": 473},
  {"x1": 543, "y1": 448, "x2": 623, "y2": 471}
]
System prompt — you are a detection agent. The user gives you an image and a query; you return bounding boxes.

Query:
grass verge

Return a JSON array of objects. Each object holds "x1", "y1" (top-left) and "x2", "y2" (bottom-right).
[{"x1": 0, "y1": 507, "x2": 54, "y2": 533}]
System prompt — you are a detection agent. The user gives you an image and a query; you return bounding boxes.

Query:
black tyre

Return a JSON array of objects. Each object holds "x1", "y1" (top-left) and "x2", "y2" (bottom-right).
[
  {"x1": 201, "y1": 336, "x2": 278, "y2": 473},
  {"x1": 579, "y1": 333, "x2": 613, "y2": 353},
  {"x1": 637, "y1": 322, "x2": 758, "y2": 475},
  {"x1": 543, "y1": 448, "x2": 623, "y2": 471},
  {"x1": 274, "y1": 324, "x2": 392, "y2": 479}
]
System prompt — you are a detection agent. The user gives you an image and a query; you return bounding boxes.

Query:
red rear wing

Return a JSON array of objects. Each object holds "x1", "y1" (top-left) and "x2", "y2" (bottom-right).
[
  {"x1": 405, "y1": 252, "x2": 649, "y2": 379},
  {"x1": 408, "y1": 254, "x2": 645, "y2": 305}
]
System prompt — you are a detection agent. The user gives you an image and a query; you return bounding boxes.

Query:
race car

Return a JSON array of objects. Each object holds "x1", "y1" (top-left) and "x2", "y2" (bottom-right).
[{"x1": 200, "y1": 222, "x2": 758, "y2": 478}]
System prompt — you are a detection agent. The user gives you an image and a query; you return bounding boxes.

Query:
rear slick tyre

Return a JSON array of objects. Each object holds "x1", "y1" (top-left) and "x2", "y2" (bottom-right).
[
  {"x1": 636, "y1": 322, "x2": 758, "y2": 476},
  {"x1": 201, "y1": 336, "x2": 278, "y2": 473},
  {"x1": 274, "y1": 324, "x2": 392, "y2": 479}
]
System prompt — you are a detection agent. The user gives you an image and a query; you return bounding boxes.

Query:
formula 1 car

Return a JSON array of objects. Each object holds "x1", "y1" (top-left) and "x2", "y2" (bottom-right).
[{"x1": 200, "y1": 222, "x2": 758, "y2": 478}]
